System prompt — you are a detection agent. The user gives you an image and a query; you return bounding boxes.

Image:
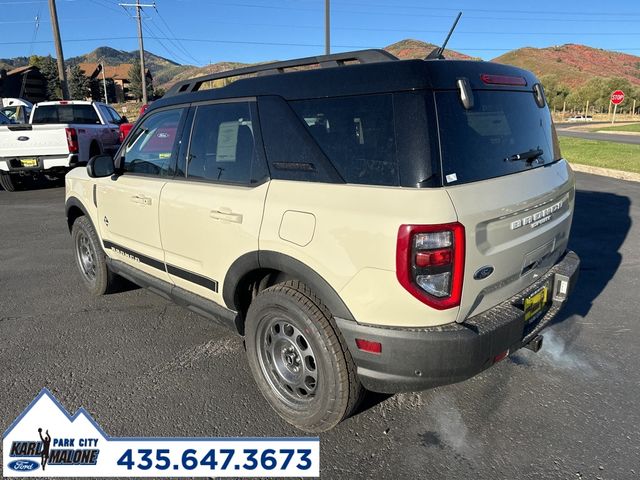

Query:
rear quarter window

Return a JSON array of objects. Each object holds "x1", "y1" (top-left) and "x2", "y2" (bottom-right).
[{"x1": 289, "y1": 94, "x2": 400, "y2": 186}]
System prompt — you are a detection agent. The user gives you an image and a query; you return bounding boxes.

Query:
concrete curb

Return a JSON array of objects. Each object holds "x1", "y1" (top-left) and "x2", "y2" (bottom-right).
[
  {"x1": 570, "y1": 163, "x2": 640, "y2": 183},
  {"x1": 595, "y1": 130, "x2": 640, "y2": 136}
]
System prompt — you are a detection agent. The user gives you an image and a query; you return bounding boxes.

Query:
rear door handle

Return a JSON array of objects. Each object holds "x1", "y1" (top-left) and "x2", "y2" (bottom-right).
[
  {"x1": 210, "y1": 207, "x2": 243, "y2": 224},
  {"x1": 130, "y1": 195, "x2": 152, "y2": 206}
]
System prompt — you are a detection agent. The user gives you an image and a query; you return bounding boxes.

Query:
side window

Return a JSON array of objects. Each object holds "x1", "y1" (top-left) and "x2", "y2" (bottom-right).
[
  {"x1": 73, "y1": 105, "x2": 101, "y2": 125},
  {"x1": 122, "y1": 108, "x2": 185, "y2": 177},
  {"x1": 186, "y1": 102, "x2": 256, "y2": 184},
  {"x1": 107, "y1": 106, "x2": 123, "y2": 124},
  {"x1": 289, "y1": 94, "x2": 399, "y2": 186}
]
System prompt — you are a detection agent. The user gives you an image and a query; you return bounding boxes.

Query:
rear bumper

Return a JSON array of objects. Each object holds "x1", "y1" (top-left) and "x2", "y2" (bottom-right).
[
  {"x1": 336, "y1": 250, "x2": 580, "y2": 393},
  {"x1": 0, "y1": 154, "x2": 78, "y2": 172}
]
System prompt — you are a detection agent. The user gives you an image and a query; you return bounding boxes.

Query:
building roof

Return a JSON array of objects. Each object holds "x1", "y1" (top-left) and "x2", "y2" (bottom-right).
[
  {"x1": 7, "y1": 65, "x2": 39, "y2": 76},
  {"x1": 78, "y1": 62, "x2": 135, "y2": 81}
]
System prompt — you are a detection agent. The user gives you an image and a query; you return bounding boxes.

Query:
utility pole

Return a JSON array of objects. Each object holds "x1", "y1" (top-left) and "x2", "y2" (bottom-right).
[
  {"x1": 48, "y1": 0, "x2": 69, "y2": 99},
  {"x1": 325, "y1": 0, "x2": 330, "y2": 55},
  {"x1": 119, "y1": 0, "x2": 154, "y2": 104},
  {"x1": 100, "y1": 61, "x2": 108, "y2": 104}
]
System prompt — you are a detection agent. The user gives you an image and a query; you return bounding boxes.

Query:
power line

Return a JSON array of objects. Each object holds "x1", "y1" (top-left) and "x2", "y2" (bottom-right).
[
  {"x1": 183, "y1": 19, "x2": 640, "y2": 36},
  {"x1": 327, "y1": 1, "x2": 640, "y2": 17},
  {"x1": 142, "y1": 17, "x2": 195, "y2": 65},
  {"x1": 4, "y1": 36, "x2": 640, "y2": 55},
  {"x1": 88, "y1": 0, "x2": 125, "y2": 14},
  {"x1": 119, "y1": 0, "x2": 154, "y2": 104},
  {"x1": 152, "y1": 5, "x2": 200, "y2": 64},
  {"x1": 202, "y1": 2, "x2": 640, "y2": 23}
]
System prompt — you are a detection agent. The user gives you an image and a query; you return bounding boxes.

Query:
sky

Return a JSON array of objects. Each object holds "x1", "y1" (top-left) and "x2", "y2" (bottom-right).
[{"x1": 1, "y1": 0, "x2": 640, "y2": 66}]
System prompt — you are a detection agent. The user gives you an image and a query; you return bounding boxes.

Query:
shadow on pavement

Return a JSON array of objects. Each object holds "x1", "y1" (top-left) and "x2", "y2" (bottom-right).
[{"x1": 551, "y1": 189, "x2": 631, "y2": 326}]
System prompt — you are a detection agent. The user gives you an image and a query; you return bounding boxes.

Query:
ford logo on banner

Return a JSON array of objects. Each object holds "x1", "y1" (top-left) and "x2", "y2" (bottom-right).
[
  {"x1": 17, "y1": 136, "x2": 30, "y2": 141},
  {"x1": 8, "y1": 459, "x2": 40, "y2": 471}
]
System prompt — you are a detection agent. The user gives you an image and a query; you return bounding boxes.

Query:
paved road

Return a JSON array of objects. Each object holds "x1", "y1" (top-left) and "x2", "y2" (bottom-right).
[
  {"x1": 1, "y1": 173, "x2": 639, "y2": 479},
  {"x1": 556, "y1": 126, "x2": 640, "y2": 145}
]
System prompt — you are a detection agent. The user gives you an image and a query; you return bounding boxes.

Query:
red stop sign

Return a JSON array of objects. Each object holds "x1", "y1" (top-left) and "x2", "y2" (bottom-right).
[{"x1": 611, "y1": 90, "x2": 625, "y2": 105}]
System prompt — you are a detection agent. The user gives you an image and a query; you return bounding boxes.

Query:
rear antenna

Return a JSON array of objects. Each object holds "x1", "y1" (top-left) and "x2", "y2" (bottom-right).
[{"x1": 426, "y1": 11, "x2": 463, "y2": 60}]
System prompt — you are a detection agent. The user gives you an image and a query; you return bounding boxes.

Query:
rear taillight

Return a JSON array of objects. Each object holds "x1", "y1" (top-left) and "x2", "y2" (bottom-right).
[
  {"x1": 65, "y1": 127, "x2": 79, "y2": 153},
  {"x1": 396, "y1": 223, "x2": 465, "y2": 310}
]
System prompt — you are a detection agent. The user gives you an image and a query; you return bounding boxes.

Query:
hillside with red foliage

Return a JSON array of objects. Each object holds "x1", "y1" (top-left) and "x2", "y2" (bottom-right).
[
  {"x1": 383, "y1": 39, "x2": 476, "y2": 61},
  {"x1": 492, "y1": 44, "x2": 640, "y2": 87}
]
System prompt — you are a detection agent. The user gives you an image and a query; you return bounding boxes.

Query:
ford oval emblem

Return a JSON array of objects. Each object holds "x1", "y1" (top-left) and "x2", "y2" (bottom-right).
[
  {"x1": 17, "y1": 136, "x2": 30, "y2": 141},
  {"x1": 8, "y1": 459, "x2": 39, "y2": 471},
  {"x1": 474, "y1": 266, "x2": 494, "y2": 280}
]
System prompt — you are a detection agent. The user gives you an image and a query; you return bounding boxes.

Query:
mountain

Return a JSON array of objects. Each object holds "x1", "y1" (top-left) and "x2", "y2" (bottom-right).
[
  {"x1": 67, "y1": 46, "x2": 184, "y2": 82},
  {"x1": 0, "y1": 56, "x2": 30, "y2": 72},
  {"x1": 151, "y1": 39, "x2": 474, "y2": 91},
  {"x1": 492, "y1": 44, "x2": 640, "y2": 88},
  {"x1": 4, "y1": 41, "x2": 640, "y2": 95},
  {"x1": 383, "y1": 39, "x2": 475, "y2": 61}
]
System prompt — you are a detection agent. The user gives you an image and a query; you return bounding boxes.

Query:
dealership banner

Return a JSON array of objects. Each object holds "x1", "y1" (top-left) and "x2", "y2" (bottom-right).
[{"x1": 3, "y1": 389, "x2": 319, "y2": 477}]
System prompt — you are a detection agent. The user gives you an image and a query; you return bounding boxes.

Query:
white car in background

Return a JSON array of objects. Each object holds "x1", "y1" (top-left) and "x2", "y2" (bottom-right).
[
  {"x1": 0, "y1": 100, "x2": 126, "y2": 191},
  {"x1": 0, "y1": 98, "x2": 32, "y2": 124}
]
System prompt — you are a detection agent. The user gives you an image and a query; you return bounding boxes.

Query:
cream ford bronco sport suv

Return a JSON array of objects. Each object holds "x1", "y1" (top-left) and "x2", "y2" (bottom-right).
[{"x1": 65, "y1": 50, "x2": 580, "y2": 432}]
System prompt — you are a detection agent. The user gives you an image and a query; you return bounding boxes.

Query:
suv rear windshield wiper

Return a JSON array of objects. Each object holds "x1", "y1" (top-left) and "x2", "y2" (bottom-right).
[{"x1": 505, "y1": 148, "x2": 544, "y2": 163}]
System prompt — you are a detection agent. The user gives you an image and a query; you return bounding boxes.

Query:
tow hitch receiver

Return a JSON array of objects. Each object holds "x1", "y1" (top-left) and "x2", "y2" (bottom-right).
[{"x1": 525, "y1": 334, "x2": 544, "y2": 353}]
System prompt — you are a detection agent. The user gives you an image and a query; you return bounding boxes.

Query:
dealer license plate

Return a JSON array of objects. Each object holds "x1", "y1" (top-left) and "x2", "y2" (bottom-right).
[
  {"x1": 524, "y1": 284, "x2": 549, "y2": 323},
  {"x1": 20, "y1": 158, "x2": 38, "y2": 167}
]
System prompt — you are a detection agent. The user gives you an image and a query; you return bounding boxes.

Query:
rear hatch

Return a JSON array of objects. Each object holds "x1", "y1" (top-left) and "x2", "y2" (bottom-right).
[{"x1": 434, "y1": 76, "x2": 575, "y2": 322}]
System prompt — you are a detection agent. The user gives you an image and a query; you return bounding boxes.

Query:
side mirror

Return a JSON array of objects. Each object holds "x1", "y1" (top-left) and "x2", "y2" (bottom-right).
[{"x1": 87, "y1": 154, "x2": 115, "y2": 178}]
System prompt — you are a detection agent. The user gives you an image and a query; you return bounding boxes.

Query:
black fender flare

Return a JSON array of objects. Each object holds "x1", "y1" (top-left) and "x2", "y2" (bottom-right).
[
  {"x1": 65, "y1": 196, "x2": 95, "y2": 233},
  {"x1": 223, "y1": 250, "x2": 355, "y2": 321}
]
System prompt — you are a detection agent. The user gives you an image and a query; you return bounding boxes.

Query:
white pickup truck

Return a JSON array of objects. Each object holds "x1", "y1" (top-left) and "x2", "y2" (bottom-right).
[{"x1": 0, "y1": 100, "x2": 127, "y2": 192}]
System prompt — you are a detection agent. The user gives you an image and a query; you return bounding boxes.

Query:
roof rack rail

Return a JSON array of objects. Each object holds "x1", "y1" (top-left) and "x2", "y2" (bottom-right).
[{"x1": 165, "y1": 49, "x2": 398, "y2": 97}]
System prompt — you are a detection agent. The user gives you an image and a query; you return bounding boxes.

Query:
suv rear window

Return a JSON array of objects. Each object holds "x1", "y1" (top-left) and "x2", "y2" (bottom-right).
[
  {"x1": 436, "y1": 90, "x2": 559, "y2": 185},
  {"x1": 290, "y1": 94, "x2": 399, "y2": 186},
  {"x1": 31, "y1": 105, "x2": 101, "y2": 125}
]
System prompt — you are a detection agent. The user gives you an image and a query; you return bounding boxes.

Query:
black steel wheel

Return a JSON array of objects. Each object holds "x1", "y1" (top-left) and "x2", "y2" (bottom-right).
[
  {"x1": 71, "y1": 216, "x2": 118, "y2": 295},
  {"x1": 245, "y1": 280, "x2": 364, "y2": 432}
]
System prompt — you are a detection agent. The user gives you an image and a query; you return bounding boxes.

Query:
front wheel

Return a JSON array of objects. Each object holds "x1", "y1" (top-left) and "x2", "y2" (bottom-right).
[
  {"x1": 245, "y1": 281, "x2": 364, "y2": 432},
  {"x1": 71, "y1": 216, "x2": 118, "y2": 295}
]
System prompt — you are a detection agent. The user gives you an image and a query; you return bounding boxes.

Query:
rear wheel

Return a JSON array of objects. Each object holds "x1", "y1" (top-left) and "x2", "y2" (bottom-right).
[
  {"x1": 71, "y1": 216, "x2": 118, "y2": 295},
  {"x1": 0, "y1": 172, "x2": 17, "y2": 192},
  {"x1": 245, "y1": 280, "x2": 364, "y2": 432}
]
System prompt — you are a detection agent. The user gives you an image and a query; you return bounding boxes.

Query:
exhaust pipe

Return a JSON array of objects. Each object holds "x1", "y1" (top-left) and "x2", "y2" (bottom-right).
[{"x1": 525, "y1": 334, "x2": 544, "y2": 353}]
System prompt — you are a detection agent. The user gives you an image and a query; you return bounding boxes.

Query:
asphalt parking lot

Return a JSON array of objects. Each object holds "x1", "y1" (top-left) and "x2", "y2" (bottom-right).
[{"x1": 1, "y1": 171, "x2": 639, "y2": 479}]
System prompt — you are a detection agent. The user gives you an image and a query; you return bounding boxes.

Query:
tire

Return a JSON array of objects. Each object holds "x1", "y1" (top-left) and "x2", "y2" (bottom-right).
[
  {"x1": 71, "y1": 216, "x2": 118, "y2": 295},
  {"x1": 0, "y1": 172, "x2": 17, "y2": 192},
  {"x1": 245, "y1": 280, "x2": 364, "y2": 432},
  {"x1": 89, "y1": 142, "x2": 101, "y2": 159}
]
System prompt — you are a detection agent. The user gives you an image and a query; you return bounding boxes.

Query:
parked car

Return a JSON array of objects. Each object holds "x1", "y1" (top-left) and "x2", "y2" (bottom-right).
[
  {"x1": 0, "y1": 111, "x2": 13, "y2": 125},
  {"x1": 0, "y1": 100, "x2": 126, "y2": 191},
  {"x1": 567, "y1": 115, "x2": 593, "y2": 122},
  {"x1": 0, "y1": 97, "x2": 33, "y2": 124},
  {"x1": 118, "y1": 103, "x2": 149, "y2": 142},
  {"x1": 65, "y1": 50, "x2": 580, "y2": 432}
]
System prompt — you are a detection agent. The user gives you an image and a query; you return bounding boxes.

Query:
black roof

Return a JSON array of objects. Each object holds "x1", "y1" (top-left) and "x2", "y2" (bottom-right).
[{"x1": 151, "y1": 49, "x2": 540, "y2": 112}]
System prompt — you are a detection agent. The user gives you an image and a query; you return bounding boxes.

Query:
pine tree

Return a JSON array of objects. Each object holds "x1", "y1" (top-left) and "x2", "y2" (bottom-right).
[
  {"x1": 128, "y1": 58, "x2": 153, "y2": 101},
  {"x1": 68, "y1": 64, "x2": 90, "y2": 100},
  {"x1": 29, "y1": 55, "x2": 61, "y2": 100}
]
